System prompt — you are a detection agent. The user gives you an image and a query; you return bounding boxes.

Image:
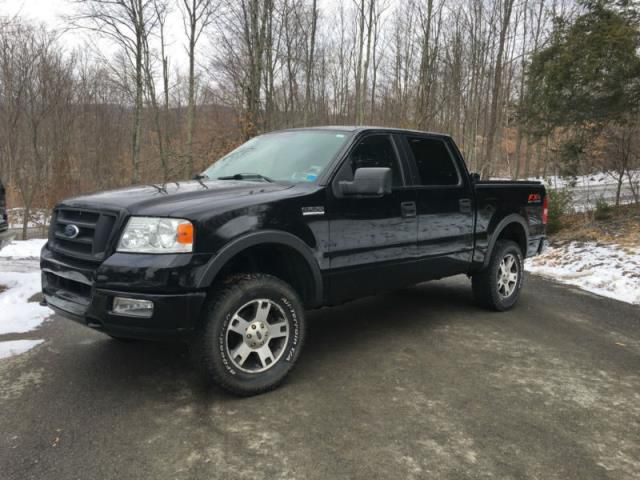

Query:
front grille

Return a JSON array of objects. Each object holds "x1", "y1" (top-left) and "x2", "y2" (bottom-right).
[{"x1": 49, "y1": 208, "x2": 117, "y2": 262}]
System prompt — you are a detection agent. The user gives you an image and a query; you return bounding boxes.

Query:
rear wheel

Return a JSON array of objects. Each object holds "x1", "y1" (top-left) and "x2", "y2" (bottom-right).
[
  {"x1": 472, "y1": 240, "x2": 524, "y2": 311},
  {"x1": 194, "y1": 273, "x2": 306, "y2": 396}
]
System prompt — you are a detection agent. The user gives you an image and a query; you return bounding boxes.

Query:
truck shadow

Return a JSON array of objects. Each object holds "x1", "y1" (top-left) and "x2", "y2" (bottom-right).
[{"x1": 45, "y1": 276, "x2": 478, "y2": 399}]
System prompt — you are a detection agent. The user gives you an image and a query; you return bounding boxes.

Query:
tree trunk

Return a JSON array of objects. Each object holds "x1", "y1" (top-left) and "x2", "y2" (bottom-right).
[
  {"x1": 616, "y1": 170, "x2": 624, "y2": 206},
  {"x1": 483, "y1": 0, "x2": 515, "y2": 178},
  {"x1": 303, "y1": 0, "x2": 317, "y2": 126},
  {"x1": 132, "y1": 1, "x2": 144, "y2": 185},
  {"x1": 354, "y1": 0, "x2": 366, "y2": 124},
  {"x1": 186, "y1": 21, "x2": 196, "y2": 177}
]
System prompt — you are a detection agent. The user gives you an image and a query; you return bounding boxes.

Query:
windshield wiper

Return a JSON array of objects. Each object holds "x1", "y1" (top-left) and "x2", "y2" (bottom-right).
[{"x1": 218, "y1": 173, "x2": 274, "y2": 183}]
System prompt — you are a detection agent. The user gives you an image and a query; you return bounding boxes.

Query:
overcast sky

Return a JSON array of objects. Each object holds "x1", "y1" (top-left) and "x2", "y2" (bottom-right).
[
  {"x1": 1, "y1": 0, "x2": 345, "y2": 72},
  {"x1": 1, "y1": 0, "x2": 193, "y2": 67}
]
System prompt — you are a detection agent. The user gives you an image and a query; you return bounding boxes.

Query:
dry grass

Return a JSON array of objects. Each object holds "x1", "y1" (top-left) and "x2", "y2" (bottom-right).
[{"x1": 552, "y1": 203, "x2": 640, "y2": 247}]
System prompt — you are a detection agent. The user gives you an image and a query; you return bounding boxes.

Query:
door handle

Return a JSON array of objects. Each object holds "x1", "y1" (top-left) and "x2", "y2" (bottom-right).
[
  {"x1": 401, "y1": 201, "x2": 417, "y2": 218},
  {"x1": 459, "y1": 198, "x2": 472, "y2": 213}
]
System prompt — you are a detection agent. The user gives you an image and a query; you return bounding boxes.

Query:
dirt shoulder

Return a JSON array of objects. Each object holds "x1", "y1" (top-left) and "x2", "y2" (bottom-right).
[{"x1": 552, "y1": 203, "x2": 640, "y2": 247}]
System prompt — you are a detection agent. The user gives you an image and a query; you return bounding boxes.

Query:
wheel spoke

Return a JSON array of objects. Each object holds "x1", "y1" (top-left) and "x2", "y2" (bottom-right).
[
  {"x1": 230, "y1": 343, "x2": 252, "y2": 367},
  {"x1": 253, "y1": 300, "x2": 272, "y2": 324},
  {"x1": 508, "y1": 272, "x2": 518, "y2": 283},
  {"x1": 505, "y1": 256, "x2": 514, "y2": 271},
  {"x1": 268, "y1": 321, "x2": 288, "y2": 339},
  {"x1": 228, "y1": 315, "x2": 250, "y2": 335},
  {"x1": 256, "y1": 345, "x2": 275, "y2": 368}
]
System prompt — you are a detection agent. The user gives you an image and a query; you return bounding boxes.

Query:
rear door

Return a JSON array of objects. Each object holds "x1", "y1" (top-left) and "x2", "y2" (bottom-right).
[
  {"x1": 325, "y1": 133, "x2": 418, "y2": 302},
  {"x1": 399, "y1": 135, "x2": 474, "y2": 279}
]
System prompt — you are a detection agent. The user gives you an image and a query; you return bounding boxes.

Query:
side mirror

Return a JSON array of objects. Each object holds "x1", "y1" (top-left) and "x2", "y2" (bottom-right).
[
  {"x1": 339, "y1": 167, "x2": 392, "y2": 197},
  {"x1": 470, "y1": 172, "x2": 481, "y2": 183}
]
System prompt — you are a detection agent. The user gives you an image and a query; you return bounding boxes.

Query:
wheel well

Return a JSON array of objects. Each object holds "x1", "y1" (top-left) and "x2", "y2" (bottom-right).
[
  {"x1": 496, "y1": 222, "x2": 527, "y2": 257},
  {"x1": 214, "y1": 243, "x2": 316, "y2": 307}
]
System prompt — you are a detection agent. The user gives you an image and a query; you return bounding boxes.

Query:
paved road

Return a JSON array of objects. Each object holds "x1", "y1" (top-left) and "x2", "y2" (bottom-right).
[
  {"x1": 567, "y1": 183, "x2": 637, "y2": 211},
  {"x1": 1, "y1": 275, "x2": 639, "y2": 480}
]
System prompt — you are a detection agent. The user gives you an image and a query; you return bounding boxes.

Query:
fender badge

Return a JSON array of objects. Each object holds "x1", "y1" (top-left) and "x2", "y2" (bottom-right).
[{"x1": 301, "y1": 206, "x2": 325, "y2": 216}]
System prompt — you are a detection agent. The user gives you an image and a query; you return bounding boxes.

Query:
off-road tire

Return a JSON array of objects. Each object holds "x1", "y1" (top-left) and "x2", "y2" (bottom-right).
[
  {"x1": 194, "y1": 273, "x2": 306, "y2": 396},
  {"x1": 472, "y1": 240, "x2": 524, "y2": 311}
]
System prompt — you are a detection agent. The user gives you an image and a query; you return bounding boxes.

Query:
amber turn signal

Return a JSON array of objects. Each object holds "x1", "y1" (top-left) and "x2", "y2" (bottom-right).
[{"x1": 176, "y1": 222, "x2": 194, "y2": 244}]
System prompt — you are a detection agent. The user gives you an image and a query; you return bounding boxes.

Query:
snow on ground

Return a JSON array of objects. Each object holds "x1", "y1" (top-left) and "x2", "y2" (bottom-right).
[
  {"x1": 0, "y1": 271, "x2": 51, "y2": 334},
  {"x1": 526, "y1": 242, "x2": 640, "y2": 305},
  {"x1": 0, "y1": 239, "x2": 49, "y2": 359},
  {"x1": 0, "y1": 238, "x2": 47, "y2": 259},
  {"x1": 0, "y1": 339, "x2": 44, "y2": 360},
  {"x1": 535, "y1": 170, "x2": 640, "y2": 189}
]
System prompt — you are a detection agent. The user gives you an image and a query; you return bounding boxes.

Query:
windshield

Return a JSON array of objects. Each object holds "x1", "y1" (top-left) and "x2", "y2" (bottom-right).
[{"x1": 201, "y1": 130, "x2": 352, "y2": 183}]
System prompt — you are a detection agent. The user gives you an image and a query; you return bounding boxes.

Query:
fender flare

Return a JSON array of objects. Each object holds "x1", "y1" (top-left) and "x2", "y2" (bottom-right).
[
  {"x1": 196, "y1": 230, "x2": 323, "y2": 306},
  {"x1": 483, "y1": 214, "x2": 530, "y2": 269}
]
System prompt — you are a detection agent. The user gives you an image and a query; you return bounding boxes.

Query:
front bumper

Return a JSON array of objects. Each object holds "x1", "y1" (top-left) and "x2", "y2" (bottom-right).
[{"x1": 41, "y1": 245, "x2": 209, "y2": 340}]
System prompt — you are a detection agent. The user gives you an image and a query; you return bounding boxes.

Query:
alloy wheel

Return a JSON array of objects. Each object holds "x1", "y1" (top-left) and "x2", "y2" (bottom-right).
[{"x1": 224, "y1": 299, "x2": 290, "y2": 373}]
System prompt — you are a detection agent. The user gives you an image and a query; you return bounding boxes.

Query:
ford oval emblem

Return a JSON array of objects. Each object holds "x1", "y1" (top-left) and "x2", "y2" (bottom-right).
[{"x1": 64, "y1": 224, "x2": 80, "y2": 239}]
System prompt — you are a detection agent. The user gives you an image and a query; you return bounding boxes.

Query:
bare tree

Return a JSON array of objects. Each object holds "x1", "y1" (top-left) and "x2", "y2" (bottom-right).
[
  {"x1": 303, "y1": 0, "x2": 318, "y2": 126},
  {"x1": 70, "y1": 0, "x2": 157, "y2": 184},
  {"x1": 483, "y1": 0, "x2": 516, "y2": 178},
  {"x1": 181, "y1": 0, "x2": 218, "y2": 176}
]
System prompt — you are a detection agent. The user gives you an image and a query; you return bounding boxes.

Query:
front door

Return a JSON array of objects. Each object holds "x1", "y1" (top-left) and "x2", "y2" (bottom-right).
[{"x1": 325, "y1": 133, "x2": 418, "y2": 303}]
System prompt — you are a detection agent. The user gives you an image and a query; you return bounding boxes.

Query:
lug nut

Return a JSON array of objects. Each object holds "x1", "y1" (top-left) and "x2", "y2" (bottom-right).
[
  {"x1": 252, "y1": 324, "x2": 256, "y2": 330},
  {"x1": 247, "y1": 334, "x2": 252, "y2": 339}
]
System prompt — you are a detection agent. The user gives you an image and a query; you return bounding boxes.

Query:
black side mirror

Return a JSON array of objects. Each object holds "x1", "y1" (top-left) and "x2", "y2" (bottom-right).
[
  {"x1": 470, "y1": 172, "x2": 481, "y2": 183},
  {"x1": 339, "y1": 167, "x2": 392, "y2": 197}
]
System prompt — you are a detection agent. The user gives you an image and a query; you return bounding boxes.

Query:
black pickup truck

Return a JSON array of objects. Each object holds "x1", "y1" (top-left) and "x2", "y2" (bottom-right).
[{"x1": 41, "y1": 127, "x2": 547, "y2": 395}]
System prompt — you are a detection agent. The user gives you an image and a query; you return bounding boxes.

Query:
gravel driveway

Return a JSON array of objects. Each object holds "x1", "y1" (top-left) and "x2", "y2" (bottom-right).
[{"x1": 1, "y1": 274, "x2": 639, "y2": 479}]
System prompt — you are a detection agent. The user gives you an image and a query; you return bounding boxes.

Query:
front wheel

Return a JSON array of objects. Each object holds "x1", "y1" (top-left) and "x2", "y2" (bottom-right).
[
  {"x1": 472, "y1": 240, "x2": 524, "y2": 311},
  {"x1": 194, "y1": 274, "x2": 306, "y2": 396}
]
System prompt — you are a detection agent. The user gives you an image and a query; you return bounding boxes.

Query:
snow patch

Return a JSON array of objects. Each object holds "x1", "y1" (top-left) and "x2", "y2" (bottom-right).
[
  {"x1": 0, "y1": 238, "x2": 47, "y2": 259},
  {"x1": 0, "y1": 339, "x2": 44, "y2": 359},
  {"x1": 526, "y1": 242, "x2": 640, "y2": 305},
  {"x1": 0, "y1": 271, "x2": 50, "y2": 334}
]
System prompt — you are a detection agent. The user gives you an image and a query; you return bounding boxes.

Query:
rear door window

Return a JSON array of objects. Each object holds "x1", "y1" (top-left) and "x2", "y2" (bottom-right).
[{"x1": 406, "y1": 137, "x2": 459, "y2": 186}]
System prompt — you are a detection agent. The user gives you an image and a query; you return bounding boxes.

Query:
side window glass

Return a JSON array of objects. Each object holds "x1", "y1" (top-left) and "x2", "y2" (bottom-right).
[
  {"x1": 407, "y1": 137, "x2": 459, "y2": 186},
  {"x1": 337, "y1": 135, "x2": 403, "y2": 187}
]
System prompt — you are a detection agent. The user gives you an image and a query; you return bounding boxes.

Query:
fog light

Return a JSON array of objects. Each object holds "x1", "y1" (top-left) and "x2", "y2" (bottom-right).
[{"x1": 112, "y1": 297, "x2": 154, "y2": 318}]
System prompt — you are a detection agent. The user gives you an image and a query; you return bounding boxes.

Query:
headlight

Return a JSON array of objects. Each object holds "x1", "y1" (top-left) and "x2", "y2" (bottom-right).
[{"x1": 117, "y1": 217, "x2": 194, "y2": 253}]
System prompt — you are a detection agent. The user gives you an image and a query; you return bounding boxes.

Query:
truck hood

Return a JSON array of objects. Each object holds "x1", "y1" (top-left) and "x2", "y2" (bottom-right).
[{"x1": 58, "y1": 180, "x2": 293, "y2": 217}]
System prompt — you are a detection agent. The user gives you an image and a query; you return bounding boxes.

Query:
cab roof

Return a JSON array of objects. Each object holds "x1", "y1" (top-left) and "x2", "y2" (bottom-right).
[{"x1": 277, "y1": 125, "x2": 452, "y2": 139}]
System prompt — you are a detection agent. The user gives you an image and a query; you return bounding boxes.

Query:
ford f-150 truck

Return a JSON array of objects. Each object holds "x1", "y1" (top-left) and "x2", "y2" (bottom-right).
[{"x1": 41, "y1": 126, "x2": 547, "y2": 395}]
